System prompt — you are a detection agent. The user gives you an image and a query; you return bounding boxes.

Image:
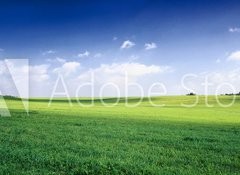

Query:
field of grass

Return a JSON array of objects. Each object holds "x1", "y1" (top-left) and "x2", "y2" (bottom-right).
[{"x1": 0, "y1": 96, "x2": 240, "y2": 174}]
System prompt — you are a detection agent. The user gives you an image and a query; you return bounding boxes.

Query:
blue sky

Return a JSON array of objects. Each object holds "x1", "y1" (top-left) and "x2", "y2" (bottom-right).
[{"x1": 0, "y1": 0, "x2": 240, "y2": 97}]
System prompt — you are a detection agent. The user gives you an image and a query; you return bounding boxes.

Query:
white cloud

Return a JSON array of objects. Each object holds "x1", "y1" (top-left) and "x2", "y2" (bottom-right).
[
  {"x1": 128, "y1": 55, "x2": 139, "y2": 62},
  {"x1": 78, "y1": 51, "x2": 90, "y2": 58},
  {"x1": 77, "y1": 62, "x2": 173, "y2": 96},
  {"x1": 56, "y1": 57, "x2": 66, "y2": 63},
  {"x1": 94, "y1": 53, "x2": 102, "y2": 58},
  {"x1": 0, "y1": 61, "x2": 6, "y2": 75},
  {"x1": 46, "y1": 57, "x2": 66, "y2": 63},
  {"x1": 1, "y1": 59, "x2": 30, "y2": 98},
  {"x1": 42, "y1": 50, "x2": 56, "y2": 55},
  {"x1": 97, "y1": 63, "x2": 164, "y2": 76},
  {"x1": 227, "y1": 51, "x2": 240, "y2": 61},
  {"x1": 216, "y1": 59, "x2": 221, "y2": 63},
  {"x1": 53, "y1": 61, "x2": 80, "y2": 76},
  {"x1": 79, "y1": 62, "x2": 172, "y2": 83},
  {"x1": 0, "y1": 60, "x2": 49, "y2": 83},
  {"x1": 4, "y1": 59, "x2": 29, "y2": 75},
  {"x1": 145, "y1": 42, "x2": 157, "y2": 50},
  {"x1": 30, "y1": 64, "x2": 49, "y2": 82},
  {"x1": 229, "y1": 27, "x2": 240, "y2": 33},
  {"x1": 120, "y1": 40, "x2": 135, "y2": 49},
  {"x1": 201, "y1": 69, "x2": 240, "y2": 88},
  {"x1": 178, "y1": 69, "x2": 240, "y2": 95}
]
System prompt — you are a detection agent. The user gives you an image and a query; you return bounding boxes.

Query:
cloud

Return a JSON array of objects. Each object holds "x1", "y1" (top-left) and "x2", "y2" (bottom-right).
[
  {"x1": 94, "y1": 53, "x2": 102, "y2": 58},
  {"x1": 120, "y1": 40, "x2": 135, "y2": 49},
  {"x1": 200, "y1": 69, "x2": 240, "y2": 91},
  {"x1": 0, "y1": 60, "x2": 51, "y2": 97},
  {"x1": 229, "y1": 27, "x2": 240, "y2": 33},
  {"x1": 128, "y1": 55, "x2": 139, "y2": 62},
  {"x1": 227, "y1": 51, "x2": 240, "y2": 61},
  {"x1": 0, "y1": 61, "x2": 7, "y2": 75},
  {"x1": 216, "y1": 59, "x2": 221, "y2": 63},
  {"x1": 96, "y1": 63, "x2": 164, "y2": 76},
  {"x1": 30, "y1": 64, "x2": 50, "y2": 82},
  {"x1": 46, "y1": 57, "x2": 66, "y2": 63},
  {"x1": 42, "y1": 50, "x2": 56, "y2": 55},
  {"x1": 113, "y1": 36, "x2": 118, "y2": 41},
  {"x1": 0, "y1": 60, "x2": 49, "y2": 82},
  {"x1": 0, "y1": 48, "x2": 4, "y2": 52},
  {"x1": 145, "y1": 42, "x2": 157, "y2": 50},
  {"x1": 55, "y1": 57, "x2": 66, "y2": 63},
  {"x1": 53, "y1": 61, "x2": 80, "y2": 76},
  {"x1": 79, "y1": 62, "x2": 172, "y2": 84},
  {"x1": 179, "y1": 69, "x2": 240, "y2": 95},
  {"x1": 78, "y1": 51, "x2": 90, "y2": 58},
  {"x1": 0, "y1": 59, "x2": 30, "y2": 98}
]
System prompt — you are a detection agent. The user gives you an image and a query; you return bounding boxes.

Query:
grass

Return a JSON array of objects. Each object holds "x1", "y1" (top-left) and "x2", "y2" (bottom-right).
[{"x1": 0, "y1": 96, "x2": 240, "y2": 174}]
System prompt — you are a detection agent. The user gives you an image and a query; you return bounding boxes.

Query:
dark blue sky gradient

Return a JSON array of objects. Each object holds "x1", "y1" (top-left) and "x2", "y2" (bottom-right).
[{"x1": 0, "y1": 0, "x2": 240, "y2": 65}]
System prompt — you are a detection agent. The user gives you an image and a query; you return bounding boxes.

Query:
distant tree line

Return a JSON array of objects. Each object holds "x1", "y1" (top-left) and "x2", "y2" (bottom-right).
[
  {"x1": 186, "y1": 92, "x2": 240, "y2": 96},
  {"x1": 0, "y1": 95, "x2": 19, "y2": 99},
  {"x1": 223, "y1": 92, "x2": 240, "y2": 96}
]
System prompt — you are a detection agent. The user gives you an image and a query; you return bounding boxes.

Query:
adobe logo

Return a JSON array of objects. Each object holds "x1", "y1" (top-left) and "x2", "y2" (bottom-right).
[{"x1": 0, "y1": 59, "x2": 29, "y2": 117}]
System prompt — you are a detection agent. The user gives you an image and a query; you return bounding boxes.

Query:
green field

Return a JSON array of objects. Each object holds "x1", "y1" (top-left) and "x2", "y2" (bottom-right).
[{"x1": 0, "y1": 96, "x2": 240, "y2": 174}]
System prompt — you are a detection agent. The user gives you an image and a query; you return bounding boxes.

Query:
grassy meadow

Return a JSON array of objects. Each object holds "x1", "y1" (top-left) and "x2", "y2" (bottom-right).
[{"x1": 0, "y1": 96, "x2": 240, "y2": 174}]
